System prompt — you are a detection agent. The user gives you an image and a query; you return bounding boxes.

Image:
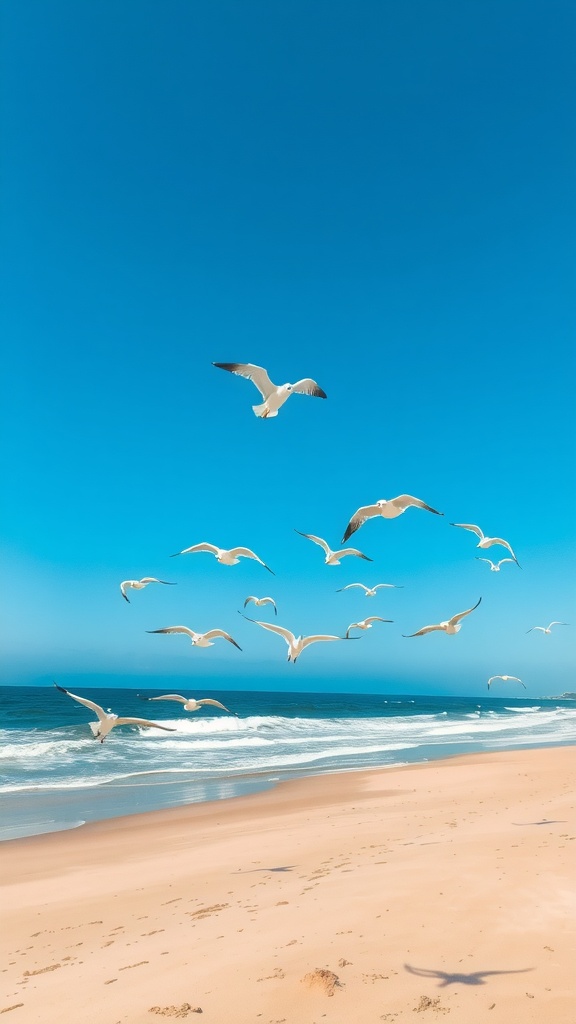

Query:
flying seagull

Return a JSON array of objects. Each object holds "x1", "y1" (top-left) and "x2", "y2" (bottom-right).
[
  {"x1": 146, "y1": 625, "x2": 242, "y2": 649},
  {"x1": 294, "y1": 530, "x2": 372, "y2": 566},
  {"x1": 54, "y1": 683, "x2": 176, "y2": 743},
  {"x1": 450, "y1": 523, "x2": 520, "y2": 566},
  {"x1": 139, "y1": 693, "x2": 237, "y2": 715},
  {"x1": 342, "y1": 495, "x2": 443, "y2": 544},
  {"x1": 244, "y1": 595, "x2": 277, "y2": 615},
  {"x1": 241, "y1": 615, "x2": 349, "y2": 664},
  {"x1": 403, "y1": 597, "x2": 482, "y2": 637},
  {"x1": 475, "y1": 558, "x2": 517, "y2": 572},
  {"x1": 120, "y1": 577, "x2": 176, "y2": 603},
  {"x1": 526, "y1": 621, "x2": 569, "y2": 635},
  {"x1": 171, "y1": 542, "x2": 274, "y2": 574},
  {"x1": 213, "y1": 361, "x2": 327, "y2": 418},
  {"x1": 487, "y1": 675, "x2": 526, "y2": 690},
  {"x1": 336, "y1": 582, "x2": 403, "y2": 597},
  {"x1": 345, "y1": 617, "x2": 393, "y2": 638}
]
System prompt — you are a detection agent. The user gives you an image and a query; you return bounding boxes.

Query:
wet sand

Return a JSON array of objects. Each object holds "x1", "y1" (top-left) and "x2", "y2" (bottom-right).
[{"x1": 1, "y1": 745, "x2": 574, "y2": 1023}]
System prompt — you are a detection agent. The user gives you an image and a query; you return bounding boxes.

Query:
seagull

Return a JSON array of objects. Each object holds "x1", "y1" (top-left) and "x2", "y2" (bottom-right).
[
  {"x1": 475, "y1": 558, "x2": 517, "y2": 572},
  {"x1": 450, "y1": 523, "x2": 520, "y2": 566},
  {"x1": 213, "y1": 362, "x2": 327, "y2": 418},
  {"x1": 526, "y1": 622, "x2": 569, "y2": 635},
  {"x1": 138, "y1": 693, "x2": 237, "y2": 715},
  {"x1": 120, "y1": 577, "x2": 176, "y2": 603},
  {"x1": 171, "y1": 542, "x2": 274, "y2": 574},
  {"x1": 345, "y1": 617, "x2": 393, "y2": 638},
  {"x1": 241, "y1": 615, "x2": 349, "y2": 663},
  {"x1": 146, "y1": 625, "x2": 242, "y2": 649},
  {"x1": 54, "y1": 683, "x2": 176, "y2": 743},
  {"x1": 336, "y1": 582, "x2": 403, "y2": 598},
  {"x1": 244, "y1": 596, "x2": 277, "y2": 615},
  {"x1": 342, "y1": 495, "x2": 443, "y2": 544},
  {"x1": 487, "y1": 675, "x2": 526, "y2": 690},
  {"x1": 294, "y1": 530, "x2": 372, "y2": 566},
  {"x1": 403, "y1": 597, "x2": 482, "y2": 637}
]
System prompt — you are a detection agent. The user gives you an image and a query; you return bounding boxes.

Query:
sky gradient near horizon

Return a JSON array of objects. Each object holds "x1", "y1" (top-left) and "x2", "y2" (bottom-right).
[{"x1": 1, "y1": 0, "x2": 575, "y2": 696}]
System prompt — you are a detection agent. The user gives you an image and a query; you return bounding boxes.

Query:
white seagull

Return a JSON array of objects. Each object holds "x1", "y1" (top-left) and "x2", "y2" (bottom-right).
[
  {"x1": 241, "y1": 616, "x2": 348, "y2": 664},
  {"x1": 213, "y1": 361, "x2": 327, "y2": 418},
  {"x1": 345, "y1": 617, "x2": 393, "y2": 638},
  {"x1": 54, "y1": 684, "x2": 176, "y2": 743},
  {"x1": 171, "y1": 542, "x2": 274, "y2": 574},
  {"x1": 294, "y1": 530, "x2": 372, "y2": 566},
  {"x1": 139, "y1": 693, "x2": 237, "y2": 715},
  {"x1": 342, "y1": 495, "x2": 443, "y2": 544},
  {"x1": 244, "y1": 595, "x2": 277, "y2": 615},
  {"x1": 403, "y1": 597, "x2": 482, "y2": 637},
  {"x1": 526, "y1": 621, "x2": 569, "y2": 635},
  {"x1": 120, "y1": 577, "x2": 176, "y2": 603},
  {"x1": 336, "y1": 582, "x2": 403, "y2": 598},
  {"x1": 450, "y1": 523, "x2": 520, "y2": 566},
  {"x1": 487, "y1": 675, "x2": 526, "y2": 690},
  {"x1": 475, "y1": 558, "x2": 517, "y2": 572},
  {"x1": 146, "y1": 625, "x2": 242, "y2": 649}
]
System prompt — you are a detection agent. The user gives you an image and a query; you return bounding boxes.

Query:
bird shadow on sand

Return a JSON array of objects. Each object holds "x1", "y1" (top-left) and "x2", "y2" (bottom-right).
[
  {"x1": 511, "y1": 819, "x2": 566, "y2": 826},
  {"x1": 404, "y1": 963, "x2": 534, "y2": 987},
  {"x1": 233, "y1": 865, "x2": 297, "y2": 873}
]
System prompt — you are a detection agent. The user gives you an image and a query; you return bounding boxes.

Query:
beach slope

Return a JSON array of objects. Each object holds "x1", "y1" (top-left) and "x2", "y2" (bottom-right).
[{"x1": 1, "y1": 746, "x2": 574, "y2": 1023}]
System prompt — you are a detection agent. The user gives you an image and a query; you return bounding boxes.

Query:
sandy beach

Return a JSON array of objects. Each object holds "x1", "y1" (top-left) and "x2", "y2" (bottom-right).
[{"x1": 1, "y1": 745, "x2": 574, "y2": 1023}]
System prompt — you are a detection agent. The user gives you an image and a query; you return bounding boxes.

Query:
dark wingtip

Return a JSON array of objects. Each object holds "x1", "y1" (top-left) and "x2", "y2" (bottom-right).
[
  {"x1": 361, "y1": 554, "x2": 373, "y2": 561},
  {"x1": 122, "y1": 593, "x2": 130, "y2": 603},
  {"x1": 265, "y1": 565, "x2": 275, "y2": 575},
  {"x1": 54, "y1": 682, "x2": 67, "y2": 694},
  {"x1": 169, "y1": 552, "x2": 181, "y2": 558}
]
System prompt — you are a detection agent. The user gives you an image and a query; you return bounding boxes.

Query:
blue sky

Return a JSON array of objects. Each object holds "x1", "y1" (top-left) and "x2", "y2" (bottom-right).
[{"x1": 1, "y1": 0, "x2": 574, "y2": 695}]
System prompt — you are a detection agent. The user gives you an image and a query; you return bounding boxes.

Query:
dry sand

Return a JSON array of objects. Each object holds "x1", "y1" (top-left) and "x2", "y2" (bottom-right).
[{"x1": 1, "y1": 745, "x2": 575, "y2": 1023}]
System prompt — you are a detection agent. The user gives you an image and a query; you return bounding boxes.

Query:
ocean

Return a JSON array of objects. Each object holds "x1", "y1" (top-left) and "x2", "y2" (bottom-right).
[{"x1": 1, "y1": 684, "x2": 575, "y2": 841}]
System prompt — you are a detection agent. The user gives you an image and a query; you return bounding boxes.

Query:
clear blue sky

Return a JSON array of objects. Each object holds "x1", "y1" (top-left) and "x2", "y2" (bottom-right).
[{"x1": 1, "y1": 0, "x2": 574, "y2": 695}]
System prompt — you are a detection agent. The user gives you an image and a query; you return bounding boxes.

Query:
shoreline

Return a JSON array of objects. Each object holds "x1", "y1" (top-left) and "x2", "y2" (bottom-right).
[{"x1": 1, "y1": 745, "x2": 574, "y2": 1022}]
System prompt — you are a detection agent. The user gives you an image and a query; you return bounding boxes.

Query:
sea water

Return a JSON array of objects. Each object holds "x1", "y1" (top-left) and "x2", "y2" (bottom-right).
[{"x1": 1, "y1": 685, "x2": 575, "y2": 840}]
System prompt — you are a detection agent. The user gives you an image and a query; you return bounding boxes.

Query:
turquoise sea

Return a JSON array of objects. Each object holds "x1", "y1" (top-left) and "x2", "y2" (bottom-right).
[{"x1": 1, "y1": 684, "x2": 575, "y2": 841}]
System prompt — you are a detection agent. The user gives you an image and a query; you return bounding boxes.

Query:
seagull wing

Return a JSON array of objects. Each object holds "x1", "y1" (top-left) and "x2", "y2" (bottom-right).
[
  {"x1": 213, "y1": 362, "x2": 276, "y2": 399},
  {"x1": 114, "y1": 717, "x2": 176, "y2": 732},
  {"x1": 197, "y1": 698, "x2": 234, "y2": 712},
  {"x1": 172, "y1": 542, "x2": 220, "y2": 557},
  {"x1": 449, "y1": 597, "x2": 482, "y2": 626},
  {"x1": 450, "y1": 522, "x2": 485, "y2": 540},
  {"x1": 301, "y1": 634, "x2": 343, "y2": 648},
  {"x1": 203, "y1": 629, "x2": 242, "y2": 650},
  {"x1": 294, "y1": 530, "x2": 331, "y2": 555},
  {"x1": 146, "y1": 626, "x2": 195, "y2": 638},
  {"x1": 497, "y1": 559, "x2": 516, "y2": 568},
  {"x1": 373, "y1": 584, "x2": 401, "y2": 590},
  {"x1": 342, "y1": 504, "x2": 381, "y2": 544},
  {"x1": 54, "y1": 684, "x2": 108, "y2": 722},
  {"x1": 249, "y1": 620, "x2": 296, "y2": 646},
  {"x1": 334, "y1": 547, "x2": 372, "y2": 561},
  {"x1": 345, "y1": 622, "x2": 362, "y2": 637},
  {"x1": 336, "y1": 583, "x2": 368, "y2": 593},
  {"x1": 526, "y1": 626, "x2": 545, "y2": 633},
  {"x1": 475, "y1": 558, "x2": 494, "y2": 567},
  {"x1": 291, "y1": 378, "x2": 327, "y2": 399},
  {"x1": 120, "y1": 581, "x2": 130, "y2": 602},
  {"x1": 139, "y1": 694, "x2": 187, "y2": 704},
  {"x1": 392, "y1": 494, "x2": 443, "y2": 515},
  {"x1": 484, "y1": 537, "x2": 520, "y2": 564},
  {"x1": 139, "y1": 578, "x2": 176, "y2": 586},
  {"x1": 402, "y1": 624, "x2": 443, "y2": 637},
  {"x1": 548, "y1": 622, "x2": 569, "y2": 629},
  {"x1": 229, "y1": 547, "x2": 275, "y2": 574},
  {"x1": 365, "y1": 617, "x2": 392, "y2": 625}
]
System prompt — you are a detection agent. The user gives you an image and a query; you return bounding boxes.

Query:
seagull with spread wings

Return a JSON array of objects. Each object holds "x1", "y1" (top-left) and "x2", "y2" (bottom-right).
[
  {"x1": 345, "y1": 617, "x2": 393, "y2": 638},
  {"x1": 475, "y1": 558, "x2": 517, "y2": 572},
  {"x1": 120, "y1": 577, "x2": 176, "y2": 603},
  {"x1": 241, "y1": 615, "x2": 348, "y2": 663},
  {"x1": 54, "y1": 684, "x2": 176, "y2": 743},
  {"x1": 403, "y1": 597, "x2": 482, "y2": 637},
  {"x1": 146, "y1": 625, "x2": 242, "y2": 649},
  {"x1": 450, "y1": 522, "x2": 520, "y2": 566},
  {"x1": 139, "y1": 693, "x2": 237, "y2": 715},
  {"x1": 336, "y1": 582, "x2": 402, "y2": 597},
  {"x1": 213, "y1": 361, "x2": 326, "y2": 418},
  {"x1": 171, "y1": 541, "x2": 274, "y2": 574},
  {"x1": 487, "y1": 675, "x2": 526, "y2": 690},
  {"x1": 526, "y1": 621, "x2": 569, "y2": 635},
  {"x1": 342, "y1": 494, "x2": 443, "y2": 544},
  {"x1": 244, "y1": 595, "x2": 277, "y2": 615},
  {"x1": 294, "y1": 530, "x2": 372, "y2": 566}
]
